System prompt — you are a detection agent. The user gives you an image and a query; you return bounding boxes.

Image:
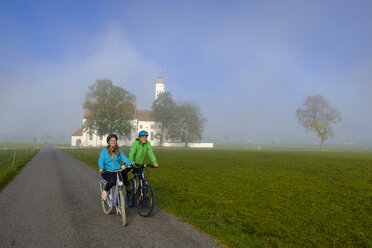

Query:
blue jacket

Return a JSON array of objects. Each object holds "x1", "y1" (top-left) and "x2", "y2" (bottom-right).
[{"x1": 98, "y1": 147, "x2": 133, "y2": 171}]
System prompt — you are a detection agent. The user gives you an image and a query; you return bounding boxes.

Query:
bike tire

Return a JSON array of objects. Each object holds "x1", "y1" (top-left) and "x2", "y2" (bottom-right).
[
  {"x1": 136, "y1": 184, "x2": 155, "y2": 217},
  {"x1": 101, "y1": 183, "x2": 111, "y2": 215},
  {"x1": 118, "y1": 189, "x2": 127, "y2": 226}
]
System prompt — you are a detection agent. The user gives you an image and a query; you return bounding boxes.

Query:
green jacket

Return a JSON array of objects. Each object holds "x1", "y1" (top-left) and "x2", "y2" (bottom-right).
[{"x1": 129, "y1": 139, "x2": 157, "y2": 166}]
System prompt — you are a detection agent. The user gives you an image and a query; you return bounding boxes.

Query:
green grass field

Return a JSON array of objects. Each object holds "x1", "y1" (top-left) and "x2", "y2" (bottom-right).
[
  {"x1": 0, "y1": 142, "x2": 43, "y2": 150},
  {"x1": 0, "y1": 149, "x2": 39, "y2": 191},
  {"x1": 64, "y1": 147, "x2": 372, "y2": 248}
]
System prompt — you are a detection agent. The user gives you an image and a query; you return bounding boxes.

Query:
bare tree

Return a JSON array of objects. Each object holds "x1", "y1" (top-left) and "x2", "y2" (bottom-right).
[{"x1": 296, "y1": 95, "x2": 341, "y2": 150}]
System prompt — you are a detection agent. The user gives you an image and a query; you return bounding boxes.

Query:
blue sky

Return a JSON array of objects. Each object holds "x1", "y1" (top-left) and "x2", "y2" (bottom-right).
[{"x1": 1, "y1": 0, "x2": 371, "y2": 144}]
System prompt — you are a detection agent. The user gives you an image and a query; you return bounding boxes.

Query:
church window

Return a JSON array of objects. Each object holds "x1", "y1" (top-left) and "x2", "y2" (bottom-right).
[
  {"x1": 140, "y1": 125, "x2": 143, "y2": 129},
  {"x1": 89, "y1": 134, "x2": 93, "y2": 140},
  {"x1": 150, "y1": 132, "x2": 154, "y2": 141}
]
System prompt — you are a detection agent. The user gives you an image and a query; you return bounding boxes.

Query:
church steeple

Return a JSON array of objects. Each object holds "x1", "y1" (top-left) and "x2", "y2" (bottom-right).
[{"x1": 155, "y1": 70, "x2": 165, "y2": 99}]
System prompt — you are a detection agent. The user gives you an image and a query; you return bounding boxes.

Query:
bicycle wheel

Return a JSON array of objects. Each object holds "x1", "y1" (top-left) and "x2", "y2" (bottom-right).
[
  {"x1": 118, "y1": 189, "x2": 127, "y2": 226},
  {"x1": 136, "y1": 184, "x2": 155, "y2": 217},
  {"x1": 101, "y1": 183, "x2": 111, "y2": 215}
]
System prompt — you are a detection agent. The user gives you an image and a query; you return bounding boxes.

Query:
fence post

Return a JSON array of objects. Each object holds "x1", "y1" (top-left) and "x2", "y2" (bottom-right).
[{"x1": 11, "y1": 151, "x2": 16, "y2": 167}]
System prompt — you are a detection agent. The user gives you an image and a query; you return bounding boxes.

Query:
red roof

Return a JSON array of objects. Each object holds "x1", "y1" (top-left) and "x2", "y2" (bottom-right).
[
  {"x1": 72, "y1": 128, "x2": 83, "y2": 136},
  {"x1": 83, "y1": 100, "x2": 137, "y2": 119},
  {"x1": 136, "y1": 110, "x2": 154, "y2": 121}
]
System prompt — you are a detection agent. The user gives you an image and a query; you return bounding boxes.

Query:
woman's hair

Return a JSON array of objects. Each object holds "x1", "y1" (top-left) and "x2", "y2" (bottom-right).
[{"x1": 108, "y1": 145, "x2": 120, "y2": 157}]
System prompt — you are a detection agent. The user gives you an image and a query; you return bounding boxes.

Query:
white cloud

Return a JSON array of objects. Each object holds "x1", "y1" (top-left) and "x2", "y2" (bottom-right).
[{"x1": 0, "y1": 23, "x2": 160, "y2": 141}]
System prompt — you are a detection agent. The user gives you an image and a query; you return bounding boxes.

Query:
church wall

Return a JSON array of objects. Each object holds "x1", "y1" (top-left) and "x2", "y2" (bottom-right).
[
  {"x1": 136, "y1": 120, "x2": 161, "y2": 146},
  {"x1": 71, "y1": 120, "x2": 162, "y2": 147},
  {"x1": 71, "y1": 136, "x2": 82, "y2": 147}
]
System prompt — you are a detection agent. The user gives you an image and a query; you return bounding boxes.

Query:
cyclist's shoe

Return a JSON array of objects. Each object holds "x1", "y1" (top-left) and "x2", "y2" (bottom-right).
[{"x1": 101, "y1": 190, "x2": 108, "y2": 201}]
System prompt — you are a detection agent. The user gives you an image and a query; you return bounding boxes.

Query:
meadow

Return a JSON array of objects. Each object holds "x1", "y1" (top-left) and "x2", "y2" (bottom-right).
[
  {"x1": 0, "y1": 143, "x2": 40, "y2": 191},
  {"x1": 0, "y1": 142, "x2": 43, "y2": 150},
  {"x1": 64, "y1": 147, "x2": 372, "y2": 248}
]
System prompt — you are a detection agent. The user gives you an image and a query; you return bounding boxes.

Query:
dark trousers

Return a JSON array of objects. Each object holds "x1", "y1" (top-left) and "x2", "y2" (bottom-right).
[
  {"x1": 101, "y1": 171, "x2": 119, "y2": 192},
  {"x1": 121, "y1": 167, "x2": 142, "y2": 186}
]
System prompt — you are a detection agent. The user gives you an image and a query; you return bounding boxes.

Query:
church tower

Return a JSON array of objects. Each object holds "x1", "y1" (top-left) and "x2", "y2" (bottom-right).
[{"x1": 155, "y1": 72, "x2": 165, "y2": 99}]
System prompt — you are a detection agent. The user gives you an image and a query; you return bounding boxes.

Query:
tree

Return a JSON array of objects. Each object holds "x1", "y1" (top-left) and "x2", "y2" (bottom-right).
[
  {"x1": 296, "y1": 95, "x2": 341, "y2": 150},
  {"x1": 168, "y1": 101, "x2": 206, "y2": 144},
  {"x1": 83, "y1": 79, "x2": 136, "y2": 138},
  {"x1": 151, "y1": 92, "x2": 177, "y2": 144}
]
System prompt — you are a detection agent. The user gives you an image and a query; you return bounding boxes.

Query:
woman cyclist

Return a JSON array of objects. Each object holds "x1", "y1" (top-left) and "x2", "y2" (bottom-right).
[
  {"x1": 122, "y1": 130, "x2": 159, "y2": 190},
  {"x1": 99, "y1": 134, "x2": 133, "y2": 200}
]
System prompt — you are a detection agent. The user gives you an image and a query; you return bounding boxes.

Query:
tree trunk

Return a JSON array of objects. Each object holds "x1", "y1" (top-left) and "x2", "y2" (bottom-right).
[
  {"x1": 320, "y1": 138, "x2": 325, "y2": 151},
  {"x1": 160, "y1": 125, "x2": 164, "y2": 144}
]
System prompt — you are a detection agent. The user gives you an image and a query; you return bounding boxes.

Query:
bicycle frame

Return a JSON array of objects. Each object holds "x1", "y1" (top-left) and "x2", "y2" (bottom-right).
[
  {"x1": 100, "y1": 167, "x2": 130, "y2": 226},
  {"x1": 100, "y1": 168, "x2": 126, "y2": 211},
  {"x1": 131, "y1": 167, "x2": 147, "y2": 196},
  {"x1": 101, "y1": 173, "x2": 122, "y2": 211}
]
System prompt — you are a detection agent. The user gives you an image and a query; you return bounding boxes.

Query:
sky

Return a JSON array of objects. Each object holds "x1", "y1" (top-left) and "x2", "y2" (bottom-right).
[{"x1": 0, "y1": 0, "x2": 371, "y2": 144}]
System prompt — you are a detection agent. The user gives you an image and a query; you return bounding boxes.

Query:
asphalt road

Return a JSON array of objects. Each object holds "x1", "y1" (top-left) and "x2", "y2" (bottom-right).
[{"x1": 0, "y1": 145, "x2": 221, "y2": 248}]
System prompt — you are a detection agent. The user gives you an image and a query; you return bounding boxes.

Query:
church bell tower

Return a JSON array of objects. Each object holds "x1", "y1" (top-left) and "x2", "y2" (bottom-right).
[{"x1": 155, "y1": 72, "x2": 165, "y2": 99}]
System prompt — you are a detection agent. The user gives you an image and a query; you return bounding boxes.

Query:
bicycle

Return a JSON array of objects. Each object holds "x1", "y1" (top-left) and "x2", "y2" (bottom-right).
[
  {"x1": 127, "y1": 164, "x2": 156, "y2": 217},
  {"x1": 99, "y1": 167, "x2": 128, "y2": 226}
]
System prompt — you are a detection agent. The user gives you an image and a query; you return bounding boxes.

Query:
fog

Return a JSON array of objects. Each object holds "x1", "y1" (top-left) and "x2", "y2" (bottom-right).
[{"x1": 1, "y1": 1, "x2": 371, "y2": 145}]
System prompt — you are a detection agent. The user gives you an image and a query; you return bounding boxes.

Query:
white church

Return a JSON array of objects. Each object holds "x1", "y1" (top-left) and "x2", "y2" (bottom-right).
[
  {"x1": 71, "y1": 76, "x2": 213, "y2": 148},
  {"x1": 71, "y1": 76, "x2": 166, "y2": 147}
]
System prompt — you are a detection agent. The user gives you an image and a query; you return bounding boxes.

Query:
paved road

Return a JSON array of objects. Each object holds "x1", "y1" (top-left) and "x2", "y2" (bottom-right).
[{"x1": 0, "y1": 145, "x2": 221, "y2": 248}]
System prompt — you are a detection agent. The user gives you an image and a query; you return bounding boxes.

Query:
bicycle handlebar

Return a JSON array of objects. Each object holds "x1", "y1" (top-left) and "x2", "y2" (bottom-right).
[
  {"x1": 100, "y1": 164, "x2": 156, "y2": 173},
  {"x1": 133, "y1": 164, "x2": 157, "y2": 169},
  {"x1": 100, "y1": 165, "x2": 130, "y2": 173}
]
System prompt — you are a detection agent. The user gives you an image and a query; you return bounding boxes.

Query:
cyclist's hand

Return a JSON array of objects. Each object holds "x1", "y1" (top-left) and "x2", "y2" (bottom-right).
[
  {"x1": 99, "y1": 168, "x2": 103, "y2": 173},
  {"x1": 131, "y1": 161, "x2": 135, "y2": 165},
  {"x1": 154, "y1": 164, "x2": 159, "y2": 167}
]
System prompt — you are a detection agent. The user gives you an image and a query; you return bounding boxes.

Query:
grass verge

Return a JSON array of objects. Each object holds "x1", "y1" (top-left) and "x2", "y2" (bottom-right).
[{"x1": 0, "y1": 149, "x2": 39, "y2": 191}]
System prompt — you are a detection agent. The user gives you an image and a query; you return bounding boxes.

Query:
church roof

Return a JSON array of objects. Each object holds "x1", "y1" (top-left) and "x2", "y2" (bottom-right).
[
  {"x1": 72, "y1": 128, "x2": 83, "y2": 136},
  {"x1": 83, "y1": 101, "x2": 137, "y2": 119},
  {"x1": 136, "y1": 110, "x2": 154, "y2": 121},
  {"x1": 84, "y1": 107, "x2": 153, "y2": 122}
]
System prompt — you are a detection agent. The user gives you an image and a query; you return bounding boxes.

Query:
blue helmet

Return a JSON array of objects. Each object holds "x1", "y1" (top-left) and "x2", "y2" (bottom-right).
[{"x1": 138, "y1": 130, "x2": 148, "y2": 137}]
